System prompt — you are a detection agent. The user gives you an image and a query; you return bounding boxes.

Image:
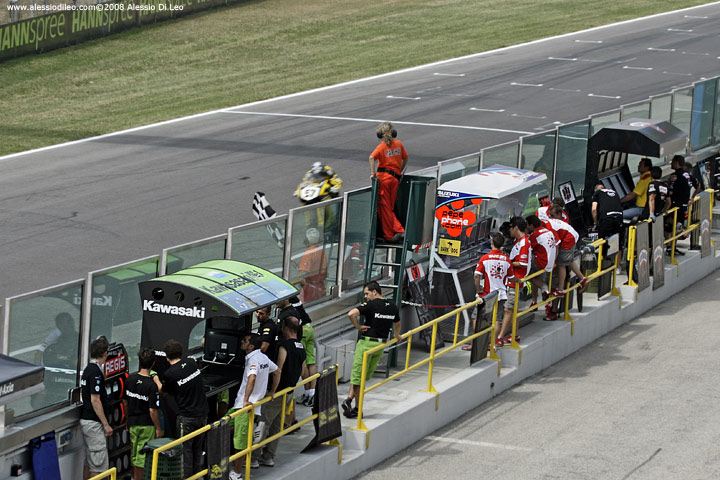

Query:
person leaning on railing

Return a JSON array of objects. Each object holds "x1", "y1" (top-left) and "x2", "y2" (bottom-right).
[
  {"x1": 496, "y1": 217, "x2": 530, "y2": 347},
  {"x1": 546, "y1": 205, "x2": 588, "y2": 296},
  {"x1": 228, "y1": 334, "x2": 280, "y2": 480},
  {"x1": 524, "y1": 215, "x2": 558, "y2": 316},
  {"x1": 343, "y1": 281, "x2": 400, "y2": 419},
  {"x1": 591, "y1": 183, "x2": 624, "y2": 267},
  {"x1": 465, "y1": 233, "x2": 511, "y2": 351},
  {"x1": 667, "y1": 155, "x2": 695, "y2": 256}
]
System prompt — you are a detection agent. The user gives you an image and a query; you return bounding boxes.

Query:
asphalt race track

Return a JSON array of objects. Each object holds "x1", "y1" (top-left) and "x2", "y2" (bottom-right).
[{"x1": 2, "y1": 3, "x2": 720, "y2": 301}]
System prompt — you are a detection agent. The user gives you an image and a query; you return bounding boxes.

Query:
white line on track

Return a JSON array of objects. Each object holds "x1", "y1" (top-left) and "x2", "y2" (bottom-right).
[
  {"x1": 511, "y1": 113, "x2": 547, "y2": 119},
  {"x1": 648, "y1": 47, "x2": 676, "y2": 52},
  {"x1": 681, "y1": 51, "x2": 710, "y2": 56},
  {"x1": 622, "y1": 66, "x2": 654, "y2": 70},
  {"x1": 469, "y1": 108, "x2": 505, "y2": 112},
  {"x1": 2, "y1": 1, "x2": 719, "y2": 162},
  {"x1": 667, "y1": 28, "x2": 694, "y2": 32},
  {"x1": 548, "y1": 57, "x2": 577, "y2": 61},
  {"x1": 424, "y1": 436, "x2": 534, "y2": 452},
  {"x1": 684, "y1": 15, "x2": 708, "y2": 18},
  {"x1": 662, "y1": 71, "x2": 693, "y2": 76},
  {"x1": 510, "y1": 82, "x2": 543, "y2": 87},
  {"x1": 220, "y1": 110, "x2": 533, "y2": 134},
  {"x1": 548, "y1": 88, "x2": 582, "y2": 92},
  {"x1": 433, "y1": 73, "x2": 466, "y2": 77},
  {"x1": 386, "y1": 95, "x2": 421, "y2": 100},
  {"x1": 588, "y1": 93, "x2": 622, "y2": 99}
]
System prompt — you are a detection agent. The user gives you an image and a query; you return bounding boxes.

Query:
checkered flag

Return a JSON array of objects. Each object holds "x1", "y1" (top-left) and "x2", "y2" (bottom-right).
[{"x1": 252, "y1": 192, "x2": 285, "y2": 249}]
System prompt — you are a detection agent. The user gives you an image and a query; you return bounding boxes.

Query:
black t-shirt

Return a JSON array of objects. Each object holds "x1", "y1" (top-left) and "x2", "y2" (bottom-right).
[
  {"x1": 80, "y1": 362, "x2": 106, "y2": 422},
  {"x1": 357, "y1": 298, "x2": 399, "y2": 339},
  {"x1": 162, "y1": 357, "x2": 208, "y2": 418},
  {"x1": 592, "y1": 188, "x2": 623, "y2": 223},
  {"x1": 257, "y1": 318, "x2": 280, "y2": 363},
  {"x1": 669, "y1": 168, "x2": 692, "y2": 207},
  {"x1": 641, "y1": 180, "x2": 668, "y2": 219},
  {"x1": 277, "y1": 338, "x2": 306, "y2": 391},
  {"x1": 125, "y1": 372, "x2": 160, "y2": 427}
]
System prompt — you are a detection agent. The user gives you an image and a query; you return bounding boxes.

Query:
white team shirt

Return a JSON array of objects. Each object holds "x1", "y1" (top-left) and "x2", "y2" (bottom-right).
[{"x1": 233, "y1": 349, "x2": 278, "y2": 415}]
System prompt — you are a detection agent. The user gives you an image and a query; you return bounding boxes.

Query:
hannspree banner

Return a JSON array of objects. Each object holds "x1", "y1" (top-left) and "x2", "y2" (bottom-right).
[{"x1": 0, "y1": 0, "x2": 247, "y2": 61}]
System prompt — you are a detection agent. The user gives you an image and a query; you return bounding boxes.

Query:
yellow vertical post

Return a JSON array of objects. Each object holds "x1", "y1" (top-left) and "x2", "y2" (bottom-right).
[
  {"x1": 355, "y1": 350, "x2": 370, "y2": 434},
  {"x1": 510, "y1": 282, "x2": 520, "y2": 349},
  {"x1": 626, "y1": 226, "x2": 637, "y2": 287},
  {"x1": 245, "y1": 408, "x2": 255, "y2": 480},
  {"x1": 670, "y1": 208, "x2": 679, "y2": 270},
  {"x1": 487, "y1": 297, "x2": 501, "y2": 375},
  {"x1": 424, "y1": 322, "x2": 439, "y2": 409},
  {"x1": 404, "y1": 335, "x2": 412, "y2": 370},
  {"x1": 452, "y1": 311, "x2": 460, "y2": 345}
]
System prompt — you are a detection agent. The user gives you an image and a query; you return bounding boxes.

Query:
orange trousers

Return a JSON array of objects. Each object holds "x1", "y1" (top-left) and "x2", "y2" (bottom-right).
[{"x1": 378, "y1": 173, "x2": 405, "y2": 240}]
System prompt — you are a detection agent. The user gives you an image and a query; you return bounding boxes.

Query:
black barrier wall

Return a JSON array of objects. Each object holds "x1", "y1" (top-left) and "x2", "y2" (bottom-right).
[{"x1": 0, "y1": 0, "x2": 247, "y2": 61}]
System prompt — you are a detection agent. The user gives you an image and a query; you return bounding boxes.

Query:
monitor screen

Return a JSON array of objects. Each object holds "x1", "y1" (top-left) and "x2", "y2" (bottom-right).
[
  {"x1": 476, "y1": 216, "x2": 492, "y2": 241},
  {"x1": 204, "y1": 330, "x2": 243, "y2": 363}
]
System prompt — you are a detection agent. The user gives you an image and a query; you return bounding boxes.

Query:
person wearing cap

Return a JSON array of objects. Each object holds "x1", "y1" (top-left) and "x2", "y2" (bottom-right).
[{"x1": 369, "y1": 122, "x2": 409, "y2": 242}]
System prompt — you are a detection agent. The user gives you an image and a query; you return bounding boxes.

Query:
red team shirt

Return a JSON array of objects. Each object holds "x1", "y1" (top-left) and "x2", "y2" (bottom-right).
[
  {"x1": 509, "y1": 235, "x2": 531, "y2": 287},
  {"x1": 474, "y1": 249, "x2": 511, "y2": 301},
  {"x1": 536, "y1": 206, "x2": 569, "y2": 223},
  {"x1": 544, "y1": 218, "x2": 578, "y2": 251},
  {"x1": 528, "y1": 227, "x2": 558, "y2": 272}
]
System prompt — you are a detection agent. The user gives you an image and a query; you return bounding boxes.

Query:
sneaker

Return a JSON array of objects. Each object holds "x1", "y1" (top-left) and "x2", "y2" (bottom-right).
[
  {"x1": 541, "y1": 290, "x2": 550, "y2": 301},
  {"x1": 529, "y1": 300, "x2": 537, "y2": 308},
  {"x1": 550, "y1": 289, "x2": 565, "y2": 298},
  {"x1": 579, "y1": 277, "x2": 588, "y2": 293},
  {"x1": 344, "y1": 407, "x2": 358, "y2": 419},
  {"x1": 503, "y1": 335, "x2": 520, "y2": 345},
  {"x1": 250, "y1": 459, "x2": 259, "y2": 469},
  {"x1": 341, "y1": 397, "x2": 353, "y2": 416},
  {"x1": 296, "y1": 394, "x2": 308, "y2": 405},
  {"x1": 230, "y1": 470, "x2": 243, "y2": 480},
  {"x1": 462, "y1": 344, "x2": 473, "y2": 351},
  {"x1": 544, "y1": 310, "x2": 559, "y2": 321},
  {"x1": 258, "y1": 456, "x2": 275, "y2": 467},
  {"x1": 494, "y1": 338, "x2": 504, "y2": 348},
  {"x1": 303, "y1": 395, "x2": 315, "y2": 407}
]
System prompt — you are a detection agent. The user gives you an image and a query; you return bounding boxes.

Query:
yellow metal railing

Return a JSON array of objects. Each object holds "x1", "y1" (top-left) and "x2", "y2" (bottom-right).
[
  {"x1": 89, "y1": 467, "x2": 116, "y2": 480},
  {"x1": 150, "y1": 369, "x2": 338, "y2": 480},
  {"x1": 353, "y1": 296, "x2": 500, "y2": 447}
]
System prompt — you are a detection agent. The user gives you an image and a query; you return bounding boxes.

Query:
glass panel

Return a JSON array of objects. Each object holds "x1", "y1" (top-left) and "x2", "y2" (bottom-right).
[
  {"x1": 590, "y1": 111, "x2": 621, "y2": 136},
  {"x1": 650, "y1": 94, "x2": 672, "y2": 123},
  {"x1": 288, "y1": 201, "x2": 342, "y2": 304},
  {"x1": 519, "y1": 132, "x2": 556, "y2": 212},
  {"x1": 165, "y1": 238, "x2": 227, "y2": 275},
  {"x1": 412, "y1": 166, "x2": 439, "y2": 178},
  {"x1": 438, "y1": 155, "x2": 480, "y2": 185},
  {"x1": 230, "y1": 219, "x2": 286, "y2": 276},
  {"x1": 7, "y1": 283, "x2": 83, "y2": 417},
  {"x1": 621, "y1": 101, "x2": 650, "y2": 121},
  {"x1": 671, "y1": 87, "x2": 693, "y2": 138},
  {"x1": 556, "y1": 121, "x2": 590, "y2": 198},
  {"x1": 343, "y1": 189, "x2": 373, "y2": 288},
  {"x1": 482, "y1": 142, "x2": 519, "y2": 169},
  {"x1": 690, "y1": 80, "x2": 716, "y2": 150},
  {"x1": 89, "y1": 258, "x2": 159, "y2": 372}
]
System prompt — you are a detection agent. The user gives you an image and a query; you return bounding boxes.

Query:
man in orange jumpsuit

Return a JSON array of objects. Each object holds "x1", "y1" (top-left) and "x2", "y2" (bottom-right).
[{"x1": 369, "y1": 122, "x2": 409, "y2": 242}]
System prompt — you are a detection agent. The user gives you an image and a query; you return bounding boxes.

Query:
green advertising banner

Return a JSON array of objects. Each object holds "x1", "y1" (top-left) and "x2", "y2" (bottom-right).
[{"x1": 0, "y1": 0, "x2": 245, "y2": 61}]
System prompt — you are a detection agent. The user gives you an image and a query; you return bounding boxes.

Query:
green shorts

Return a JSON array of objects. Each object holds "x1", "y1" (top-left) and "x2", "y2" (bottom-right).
[
  {"x1": 350, "y1": 338, "x2": 384, "y2": 386},
  {"x1": 301, "y1": 324, "x2": 316, "y2": 365},
  {"x1": 129, "y1": 425, "x2": 156, "y2": 468},
  {"x1": 229, "y1": 409, "x2": 251, "y2": 451},
  {"x1": 217, "y1": 389, "x2": 230, "y2": 405}
]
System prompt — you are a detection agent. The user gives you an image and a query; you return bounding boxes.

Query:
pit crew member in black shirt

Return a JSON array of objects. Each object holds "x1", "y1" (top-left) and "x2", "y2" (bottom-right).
[
  {"x1": 256, "y1": 305, "x2": 280, "y2": 363},
  {"x1": 342, "y1": 281, "x2": 400, "y2": 419},
  {"x1": 80, "y1": 337, "x2": 112, "y2": 480},
  {"x1": 161, "y1": 339, "x2": 209, "y2": 478},
  {"x1": 640, "y1": 166, "x2": 669, "y2": 222},
  {"x1": 124, "y1": 348, "x2": 162, "y2": 480}
]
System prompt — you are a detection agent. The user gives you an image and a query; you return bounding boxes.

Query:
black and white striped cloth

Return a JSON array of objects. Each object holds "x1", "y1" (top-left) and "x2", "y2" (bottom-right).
[{"x1": 252, "y1": 192, "x2": 285, "y2": 249}]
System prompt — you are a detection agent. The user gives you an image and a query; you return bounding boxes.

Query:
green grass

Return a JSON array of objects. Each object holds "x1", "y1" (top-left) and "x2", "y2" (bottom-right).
[{"x1": 0, "y1": 0, "x2": 710, "y2": 156}]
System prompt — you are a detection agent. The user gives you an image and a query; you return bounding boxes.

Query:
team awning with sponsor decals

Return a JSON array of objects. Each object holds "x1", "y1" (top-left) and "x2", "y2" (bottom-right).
[
  {"x1": 139, "y1": 260, "x2": 298, "y2": 351},
  {"x1": 436, "y1": 164, "x2": 547, "y2": 208}
]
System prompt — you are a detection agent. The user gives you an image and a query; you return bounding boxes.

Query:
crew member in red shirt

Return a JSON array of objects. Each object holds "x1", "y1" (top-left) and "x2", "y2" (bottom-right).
[
  {"x1": 536, "y1": 196, "x2": 569, "y2": 223},
  {"x1": 545, "y1": 205, "x2": 588, "y2": 296},
  {"x1": 497, "y1": 217, "x2": 529, "y2": 347},
  {"x1": 464, "y1": 233, "x2": 511, "y2": 351},
  {"x1": 369, "y1": 122, "x2": 409, "y2": 242},
  {"x1": 524, "y1": 215, "x2": 558, "y2": 314}
]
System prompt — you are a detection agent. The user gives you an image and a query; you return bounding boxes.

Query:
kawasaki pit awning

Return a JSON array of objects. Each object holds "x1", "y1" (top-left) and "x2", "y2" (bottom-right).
[
  {"x1": 139, "y1": 260, "x2": 298, "y2": 351},
  {"x1": 436, "y1": 164, "x2": 547, "y2": 208}
]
